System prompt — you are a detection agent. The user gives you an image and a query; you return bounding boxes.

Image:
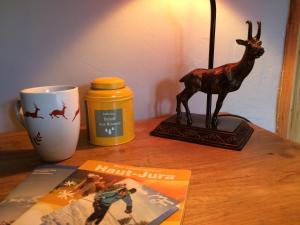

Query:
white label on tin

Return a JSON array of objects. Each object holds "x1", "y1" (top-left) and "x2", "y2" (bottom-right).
[{"x1": 95, "y1": 109, "x2": 123, "y2": 137}]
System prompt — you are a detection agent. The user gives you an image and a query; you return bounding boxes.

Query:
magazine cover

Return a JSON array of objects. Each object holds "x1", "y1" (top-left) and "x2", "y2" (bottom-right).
[
  {"x1": 40, "y1": 178, "x2": 178, "y2": 225},
  {"x1": 14, "y1": 160, "x2": 191, "y2": 225},
  {"x1": 0, "y1": 165, "x2": 76, "y2": 225}
]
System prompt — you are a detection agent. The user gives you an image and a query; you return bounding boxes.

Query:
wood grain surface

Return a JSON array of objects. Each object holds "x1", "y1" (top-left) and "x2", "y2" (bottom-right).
[{"x1": 1, "y1": 117, "x2": 300, "y2": 225}]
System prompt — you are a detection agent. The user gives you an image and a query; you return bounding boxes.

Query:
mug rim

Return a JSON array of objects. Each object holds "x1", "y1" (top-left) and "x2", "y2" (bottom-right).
[{"x1": 21, "y1": 85, "x2": 77, "y2": 94}]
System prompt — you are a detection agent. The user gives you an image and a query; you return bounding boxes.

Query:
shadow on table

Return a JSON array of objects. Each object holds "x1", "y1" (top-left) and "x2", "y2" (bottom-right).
[
  {"x1": 0, "y1": 148, "x2": 39, "y2": 178},
  {"x1": 0, "y1": 129, "x2": 98, "y2": 178}
]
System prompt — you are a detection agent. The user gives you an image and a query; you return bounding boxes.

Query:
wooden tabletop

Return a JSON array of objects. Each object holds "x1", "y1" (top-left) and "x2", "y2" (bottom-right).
[{"x1": 1, "y1": 116, "x2": 300, "y2": 225}]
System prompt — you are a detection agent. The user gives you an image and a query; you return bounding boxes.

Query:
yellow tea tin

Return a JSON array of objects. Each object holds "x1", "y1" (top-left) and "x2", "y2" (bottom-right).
[{"x1": 85, "y1": 77, "x2": 134, "y2": 146}]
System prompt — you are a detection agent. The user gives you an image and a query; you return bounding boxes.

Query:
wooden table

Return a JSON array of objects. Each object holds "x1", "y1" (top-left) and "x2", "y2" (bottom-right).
[{"x1": 1, "y1": 117, "x2": 300, "y2": 225}]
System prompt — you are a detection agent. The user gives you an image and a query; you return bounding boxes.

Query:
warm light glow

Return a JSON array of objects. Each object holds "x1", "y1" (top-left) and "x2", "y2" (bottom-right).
[
  {"x1": 41, "y1": 0, "x2": 247, "y2": 76},
  {"x1": 165, "y1": 0, "x2": 210, "y2": 13}
]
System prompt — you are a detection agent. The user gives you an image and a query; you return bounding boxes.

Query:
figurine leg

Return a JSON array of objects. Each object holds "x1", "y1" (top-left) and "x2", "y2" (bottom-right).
[
  {"x1": 182, "y1": 100, "x2": 192, "y2": 126},
  {"x1": 176, "y1": 88, "x2": 196, "y2": 125},
  {"x1": 212, "y1": 92, "x2": 227, "y2": 128},
  {"x1": 182, "y1": 90, "x2": 196, "y2": 126},
  {"x1": 176, "y1": 92, "x2": 183, "y2": 120},
  {"x1": 176, "y1": 89, "x2": 190, "y2": 120}
]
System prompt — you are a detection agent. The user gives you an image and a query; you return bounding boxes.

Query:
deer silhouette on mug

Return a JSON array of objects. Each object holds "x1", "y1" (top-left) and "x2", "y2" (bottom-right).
[
  {"x1": 176, "y1": 21, "x2": 264, "y2": 127},
  {"x1": 24, "y1": 104, "x2": 44, "y2": 119},
  {"x1": 49, "y1": 102, "x2": 67, "y2": 119}
]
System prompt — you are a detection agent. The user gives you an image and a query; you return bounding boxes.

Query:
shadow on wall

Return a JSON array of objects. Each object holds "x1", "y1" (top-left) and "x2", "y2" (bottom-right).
[
  {"x1": 154, "y1": 77, "x2": 181, "y2": 117},
  {"x1": 8, "y1": 98, "x2": 24, "y2": 131}
]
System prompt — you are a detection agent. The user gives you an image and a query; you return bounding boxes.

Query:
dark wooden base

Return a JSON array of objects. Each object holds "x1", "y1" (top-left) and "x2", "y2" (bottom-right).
[{"x1": 150, "y1": 113, "x2": 253, "y2": 150}]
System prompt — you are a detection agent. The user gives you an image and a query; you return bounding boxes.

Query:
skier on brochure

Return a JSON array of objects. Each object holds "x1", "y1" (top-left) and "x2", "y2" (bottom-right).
[{"x1": 85, "y1": 187, "x2": 137, "y2": 225}]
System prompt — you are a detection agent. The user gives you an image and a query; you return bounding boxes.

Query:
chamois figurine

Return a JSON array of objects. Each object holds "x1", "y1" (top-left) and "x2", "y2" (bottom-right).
[{"x1": 176, "y1": 21, "x2": 264, "y2": 127}]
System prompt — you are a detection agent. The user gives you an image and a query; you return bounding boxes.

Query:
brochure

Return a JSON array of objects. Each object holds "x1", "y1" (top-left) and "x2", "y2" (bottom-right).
[
  {"x1": 0, "y1": 165, "x2": 76, "y2": 225},
  {"x1": 13, "y1": 160, "x2": 191, "y2": 225}
]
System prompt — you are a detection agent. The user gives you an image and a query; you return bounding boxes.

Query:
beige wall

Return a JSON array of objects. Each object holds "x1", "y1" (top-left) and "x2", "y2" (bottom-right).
[{"x1": 0, "y1": 0, "x2": 289, "y2": 132}]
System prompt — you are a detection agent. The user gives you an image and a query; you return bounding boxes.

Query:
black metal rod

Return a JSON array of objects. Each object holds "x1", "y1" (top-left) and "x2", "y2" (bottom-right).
[{"x1": 206, "y1": 0, "x2": 216, "y2": 128}]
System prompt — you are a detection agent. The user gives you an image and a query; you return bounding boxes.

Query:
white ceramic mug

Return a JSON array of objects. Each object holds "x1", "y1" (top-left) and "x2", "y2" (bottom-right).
[{"x1": 16, "y1": 85, "x2": 80, "y2": 162}]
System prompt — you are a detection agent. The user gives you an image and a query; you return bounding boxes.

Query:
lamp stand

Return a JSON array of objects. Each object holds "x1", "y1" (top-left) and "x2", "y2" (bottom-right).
[{"x1": 150, "y1": 0, "x2": 254, "y2": 150}]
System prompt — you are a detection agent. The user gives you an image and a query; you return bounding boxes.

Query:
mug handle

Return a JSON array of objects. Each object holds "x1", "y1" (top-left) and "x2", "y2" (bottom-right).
[{"x1": 15, "y1": 100, "x2": 26, "y2": 127}]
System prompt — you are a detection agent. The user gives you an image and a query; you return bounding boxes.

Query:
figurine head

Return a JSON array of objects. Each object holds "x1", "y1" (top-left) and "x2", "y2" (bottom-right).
[{"x1": 236, "y1": 21, "x2": 265, "y2": 59}]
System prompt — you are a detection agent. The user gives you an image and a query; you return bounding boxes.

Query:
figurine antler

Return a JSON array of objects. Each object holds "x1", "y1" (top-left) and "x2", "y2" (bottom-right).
[
  {"x1": 246, "y1": 21, "x2": 252, "y2": 39},
  {"x1": 255, "y1": 21, "x2": 261, "y2": 40}
]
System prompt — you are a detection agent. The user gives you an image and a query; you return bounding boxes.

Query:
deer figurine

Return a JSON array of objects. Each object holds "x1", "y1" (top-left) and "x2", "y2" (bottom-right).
[
  {"x1": 176, "y1": 21, "x2": 264, "y2": 128},
  {"x1": 49, "y1": 102, "x2": 67, "y2": 119},
  {"x1": 24, "y1": 104, "x2": 44, "y2": 119}
]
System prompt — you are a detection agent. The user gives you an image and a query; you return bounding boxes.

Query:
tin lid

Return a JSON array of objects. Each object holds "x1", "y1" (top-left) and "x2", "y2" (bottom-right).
[
  {"x1": 86, "y1": 86, "x2": 133, "y2": 101},
  {"x1": 92, "y1": 77, "x2": 125, "y2": 90},
  {"x1": 86, "y1": 77, "x2": 133, "y2": 101}
]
